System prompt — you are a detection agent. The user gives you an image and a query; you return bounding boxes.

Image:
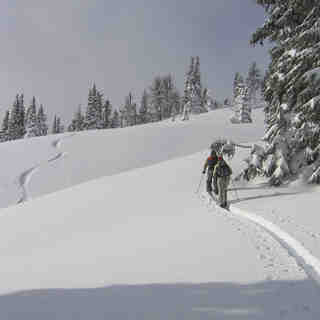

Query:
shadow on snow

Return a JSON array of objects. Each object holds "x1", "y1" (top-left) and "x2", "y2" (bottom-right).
[{"x1": 0, "y1": 280, "x2": 319, "y2": 319}]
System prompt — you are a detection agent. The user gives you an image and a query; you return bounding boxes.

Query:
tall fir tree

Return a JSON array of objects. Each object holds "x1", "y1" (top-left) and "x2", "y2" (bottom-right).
[
  {"x1": 0, "y1": 110, "x2": 10, "y2": 142},
  {"x1": 246, "y1": 62, "x2": 262, "y2": 108},
  {"x1": 182, "y1": 56, "x2": 208, "y2": 115},
  {"x1": 69, "y1": 105, "x2": 85, "y2": 132},
  {"x1": 121, "y1": 92, "x2": 137, "y2": 127},
  {"x1": 25, "y1": 96, "x2": 38, "y2": 137},
  {"x1": 138, "y1": 90, "x2": 150, "y2": 124},
  {"x1": 233, "y1": 72, "x2": 244, "y2": 100},
  {"x1": 84, "y1": 84, "x2": 103, "y2": 130},
  {"x1": 249, "y1": 0, "x2": 320, "y2": 184},
  {"x1": 101, "y1": 100, "x2": 112, "y2": 129},
  {"x1": 111, "y1": 109, "x2": 120, "y2": 128},
  {"x1": 149, "y1": 77, "x2": 165, "y2": 121},
  {"x1": 37, "y1": 104, "x2": 48, "y2": 136},
  {"x1": 8, "y1": 94, "x2": 25, "y2": 140}
]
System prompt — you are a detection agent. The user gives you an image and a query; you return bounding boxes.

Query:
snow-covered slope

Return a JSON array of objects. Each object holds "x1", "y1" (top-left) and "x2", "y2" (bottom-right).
[
  {"x1": 1, "y1": 109, "x2": 320, "y2": 319},
  {"x1": 0, "y1": 108, "x2": 263, "y2": 208}
]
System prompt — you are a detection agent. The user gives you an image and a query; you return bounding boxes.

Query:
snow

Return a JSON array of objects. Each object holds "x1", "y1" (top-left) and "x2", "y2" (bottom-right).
[{"x1": 1, "y1": 108, "x2": 320, "y2": 319}]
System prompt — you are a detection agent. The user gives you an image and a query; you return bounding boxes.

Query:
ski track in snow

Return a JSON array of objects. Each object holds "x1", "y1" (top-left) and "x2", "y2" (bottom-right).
[
  {"x1": 16, "y1": 134, "x2": 75, "y2": 204},
  {"x1": 200, "y1": 193, "x2": 305, "y2": 281},
  {"x1": 200, "y1": 192, "x2": 320, "y2": 290},
  {"x1": 230, "y1": 206, "x2": 320, "y2": 286}
]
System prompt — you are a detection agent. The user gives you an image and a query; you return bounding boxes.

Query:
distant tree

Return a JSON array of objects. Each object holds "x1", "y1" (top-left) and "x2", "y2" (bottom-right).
[
  {"x1": 52, "y1": 115, "x2": 58, "y2": 134},
  {"x1": 84, "y1": 84, "x2": 103, "y2": 130},
  {"x1": 0, "y1": 110, "x2": 10, "y2": 142},
  {"x1": 246, "y1": 62, "x2": 262, "y2": 108},
  {"x1": 52, "y1": 115, "x2": 63, "y2": 134},
  {"x1": 183, "y1": 56, "x2": 208, "y2": 114},
  {"x1": 110, "y1": 109, "x2": 120, "y2": 128},
  {"x1": 25, "y1": 96, "x2": 38, "y2": 137},
  {"x1": 138, "y1": 90, "x2": 150, "y2": 124},
  {"x1": 149, "y1": 76, "x2": 165, "y2": 121},
  {"x1": 8, "y1": 94, "x2": 25, "y2": 140},
  {"x1": 37, "y1": 104, "x2": 48, "y2": 136},
  {"x1": 120, "y1": 92, "x2": 137, "y2": 127},
  {"x1": 233, "y1": 72, "x2": 244, "y2": 100},
  {"x1": 101, "y1": 100, "x2": 112, "y2": 128},
  {"x1": 56, "y1": 117, "x2": 64, "y2": 133},
  {"x1": 231, "y1": 84, "x2": 252, "y2": 123}
]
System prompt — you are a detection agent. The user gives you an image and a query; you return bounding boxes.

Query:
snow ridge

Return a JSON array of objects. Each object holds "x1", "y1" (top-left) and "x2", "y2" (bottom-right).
[
  {"x1": 17, "y1": 134, "x2": 75, "y2": 204},
  {"x1": 230, "y1": 206, "x2": 320, "y2": 287}
]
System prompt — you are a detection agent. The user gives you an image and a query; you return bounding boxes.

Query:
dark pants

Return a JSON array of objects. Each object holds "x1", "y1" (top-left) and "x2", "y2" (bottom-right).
[
  {"x1": 217, "y1": 176, "x2": 230, "y2": 206},
  {"x1": 206, "y1": 169, "x2": 218, "y2": 193}
]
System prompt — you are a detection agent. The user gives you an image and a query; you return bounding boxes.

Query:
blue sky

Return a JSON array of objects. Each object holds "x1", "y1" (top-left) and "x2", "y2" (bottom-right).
[{"x1": 0, "y1": 0, "x2": 269, "y2": 123}]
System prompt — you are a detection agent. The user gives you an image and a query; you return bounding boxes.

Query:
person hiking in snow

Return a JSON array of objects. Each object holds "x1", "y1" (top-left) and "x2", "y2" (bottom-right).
[
  {"x1": 213, "y1": 155, "x2": 232, "y2": 208},
  {"x1": 202, "y1": 150, "x2": 218, "y2": 194}
]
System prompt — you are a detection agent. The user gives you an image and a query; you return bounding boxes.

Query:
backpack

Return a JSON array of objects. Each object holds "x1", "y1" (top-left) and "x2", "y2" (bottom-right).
[
  {"x1": 207, "y1": 156, "x2": 218, "y2": 170},
  {"x1": 216, "y1": 163, "x2": 231, "y2": 177}
]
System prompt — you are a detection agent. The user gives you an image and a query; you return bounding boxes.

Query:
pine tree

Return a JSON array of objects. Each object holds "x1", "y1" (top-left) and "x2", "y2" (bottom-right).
[
  {"x1": 8, "y1": 94, "x2": 24, "y2": 140},
  {"x1": 139, "y1": 90, "x2": 150, "y2": 124},
  {"x1": 18, "y1": 94, "x2": 26, "y2": 137},
  {"x1": 246, "y1": 62, "x2": 262, "y2": 108},
  {"x1": 75, "y1": 105, "x2": 85, "y2": 131},
  {"x1": 248, "y1": 0, "x2": 320, "y2": 185},
  {"x1": 25, "y1": 96, "x2": 38, "y2": 137},
  {"x1": 233, "y1": 72, "x2": 244, "y2": 101},
  {"x1": 0, "y1": 110, "x2": 10, "y2": 142},
  {"x1": 231, "y1": 83, "x2": 252, "y2": 123},
  {"x1": 52, "y1": 115, "x2": 58, "y2": 134},
  {"x1": 56, "y1": 117, "x2": 64, "y2": 133},
  {"x1": 120, "y1": 92, "x2": 137, "y2": 127},
  {"x1": 84, "y1": 84, "x2": 102, "y2": 130},
  {"x1": 37, "y1": 104, "x2": 48, "y2": 136},
  {"x1": 102, "y1": 100, "x2": 112, "y2": 128},
  {"x1": 69, "y1": 105, "x2": 85, "y2": 132},
  {"x1": 149, "y1": 77, "x2": 165, "y2": 121},
  {"x1": 111, "y1": 109, "x2": 120, "y2": 128},
  {"x1": 183, "y1": 56, "x2": 208, "y2": 114}
]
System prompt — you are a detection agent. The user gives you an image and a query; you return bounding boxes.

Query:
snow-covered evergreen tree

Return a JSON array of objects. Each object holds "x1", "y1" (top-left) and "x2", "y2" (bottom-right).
[
  {"x1": 37, "y1": 104, "x2": 48, "y2": 136},
  {"x1": 52, "y1": 115, "x2": 58, "y2": 134},
  {"x1": 231, "y1": 75, "x2": 252, "y2": 123},
  {"x1": 52, "y1": 115, "x2": 63, "y2": 134},
  {"x1": 181, "y1": 101, "x2": 191, "y2": 121},
  {"x1": 56, "y1": 117, "x2": 64, "y2": 134},
  {"x1": 101, "y1": 100, "x2": 112, "y2": 129},
  {"x1": 8, "y1": 94, "x2": 25, "y2": 140},
  {"x1": 246, "y1": 62, "x2": 262, "y2": 108},
  {"x1": 25, "y1": 96, "x2": 38, "y2": 138},
  {"x1": 183, "y1": 56, "x2": 208, "y2": 114},
  {"x1": 71, "y1": 105, "x2": 85, "y2": 132},
  {"x1": 231, "y1": 85, "x2": 252, "y2": 123},
  {"x1": 121, "y1": 92, "x2": 137, "y2": 127},
  {"x1": 111, "y1": 109, "x2": 120, "y2": 128},
  {"x1": 233, "y1": 72, "x2": 244, "y2": 99},
  {"x1": 149, "y1": 76, "x2": 165, "y2": 122},
  {"x1": 138, "y1": 90, "x2": 150, "y2": 124},
  {"x1": 0, "y1": 110, "x2": 10, "y2": 142},
  {"x1": 247, "y1": 0, "x2": 320, "y2": 185},
  {"x1": 84, "y1": 84, "x2": 103, "y2": 130}
]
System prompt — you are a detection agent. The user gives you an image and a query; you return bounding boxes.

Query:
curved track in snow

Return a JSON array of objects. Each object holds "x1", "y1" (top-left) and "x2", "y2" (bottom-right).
[
  {"x1": 230, "y1": 206, "x2": 320, "y2": 286},
  {"x1": 17, "y1": 134, "x2": 75, "y2": 204},
  {"x1": 201, "y1": 193, "x2": 320, "y2": 288}
]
